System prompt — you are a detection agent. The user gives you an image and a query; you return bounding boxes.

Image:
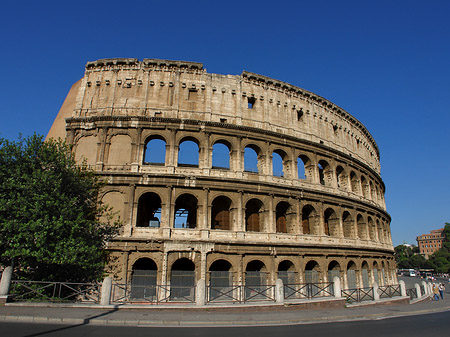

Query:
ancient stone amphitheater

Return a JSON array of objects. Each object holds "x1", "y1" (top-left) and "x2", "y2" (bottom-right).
[{"x1": 47, "y1": 58, "x2": 396, "y2": 303}]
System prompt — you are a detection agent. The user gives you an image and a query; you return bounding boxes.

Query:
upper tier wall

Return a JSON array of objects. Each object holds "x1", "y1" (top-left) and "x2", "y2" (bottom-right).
[{"x1": 70, "y1": 58, "x2": 381, "y2": 174}]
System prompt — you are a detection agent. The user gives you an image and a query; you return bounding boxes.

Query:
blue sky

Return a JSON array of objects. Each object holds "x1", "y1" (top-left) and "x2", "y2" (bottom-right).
[{"x1": 1, "y1": 0, "x2": 449, "y2": 246}]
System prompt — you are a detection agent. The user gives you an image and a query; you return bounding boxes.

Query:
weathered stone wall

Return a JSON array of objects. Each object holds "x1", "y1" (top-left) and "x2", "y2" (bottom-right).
[{"x1": 48, "y1": 58, "x2": 395, "y2": 289}]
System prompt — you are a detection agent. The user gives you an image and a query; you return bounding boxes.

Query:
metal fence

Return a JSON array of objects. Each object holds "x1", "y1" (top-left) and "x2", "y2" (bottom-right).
[
  {"x1": 206, "y1": 284, "x2": 276, "y2": 303},
  {"x1": 342, "y1": 287, "x2": 374, "y2": 303},
  {"x1": 9, "y1": 280, "x2": 101, "y2": 303},
  {"x1": 406, "y1": 288, "x2": 418, "y2": 300},
  {"x1": 110, "y1": 283, "x2": 196, "y2": 303},
  {"x1": 284, "y1": 282, "x2": 334, "y2": 300},
  {"x1": 378, "y1": 285, "x2": 401, "y2": 299},
  {"x1": 420, "y1": 285, "x2": 426, "y2": 296}
]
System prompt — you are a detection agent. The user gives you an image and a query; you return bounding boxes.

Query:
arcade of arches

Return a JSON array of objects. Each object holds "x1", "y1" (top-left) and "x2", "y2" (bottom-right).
[{"x1": 47, "y1": 58, "x2": 396, "y2": 296}]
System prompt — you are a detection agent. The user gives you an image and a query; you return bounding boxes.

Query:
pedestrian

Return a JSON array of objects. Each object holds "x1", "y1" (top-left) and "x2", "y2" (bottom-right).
[
  {"x1": 439, "y1": 283, "x2": 445, "y2": 300},
  {"x1": 433, "y1": 284, "x2": 440, "y2": 301}
]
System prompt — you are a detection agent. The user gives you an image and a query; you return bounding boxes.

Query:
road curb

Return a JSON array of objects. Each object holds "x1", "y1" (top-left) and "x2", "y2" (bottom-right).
[{"x1": 1, "y1": 306, "x2": 450, "y2": 327}]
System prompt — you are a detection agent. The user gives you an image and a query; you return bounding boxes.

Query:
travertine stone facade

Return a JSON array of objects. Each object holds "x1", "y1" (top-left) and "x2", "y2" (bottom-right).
[{"x1": 47, "y1": 58, "x2": 396, "y2": 293}]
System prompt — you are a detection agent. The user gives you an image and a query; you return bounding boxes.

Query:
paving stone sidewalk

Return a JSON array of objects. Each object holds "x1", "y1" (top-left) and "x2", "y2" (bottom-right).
[{"x1": 1, "y1": 293, "x2": 450, "y2": 327}]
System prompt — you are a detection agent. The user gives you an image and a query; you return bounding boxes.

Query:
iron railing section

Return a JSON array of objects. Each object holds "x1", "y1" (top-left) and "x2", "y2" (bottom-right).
[
  {"x1": 243, "y1": 285, "x2": 276, "y2": 302},
  {"x1": 207, "y1": 285, "x2": 241, "y2": 303},
  {"x1": 420, "y1": 285, "x2": 425, "y2": 296},
  {"x1": 406, "y1": 288, "x2": 418, "y2": 300},
  {"x1": 10, "y1": 280, "x2": 100, "y2": 303},
  {"x1": 378, "y1": 285, "x2": 401, "y2": 299},
  {"x1": 284, "y1": 282, "x2": 334, "y2": 300},
  {"x1": 110, "y1": 283, "x2": 195, "y2": 303},
  {"x1": 342, "y1": 287, "x2": 374, "y2": 303}
]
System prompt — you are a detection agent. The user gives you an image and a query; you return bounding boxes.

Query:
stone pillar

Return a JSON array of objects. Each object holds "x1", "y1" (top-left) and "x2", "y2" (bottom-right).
[
  {"x1": 237, "y1": 191, "x2": 244, "y2": 232},
  {"x1": 100, "y1": 277, "x2": 112, "y2": 305},
  {"x1": 196, "y1": 278, "x2": 206, "y2": 306},
  {"x1": 333, "y1": 276, "x2": 341, "y2": 298},
  {"x1": 268, "y1": 195, "x2": 275, "y2": 233},
  {"x1": 399, "y1": 280, "x2": 407, "y2": 297},
  {"x1": 318, "y1": 205, "x2": 325, "y2": 236},
  {"x1": 415, "y1": 283, "x2": 422, "y2": 298},
  {"x1": 275, "y1": 278, "x2": 284, "y2": 304},
  {"x1": 0, "y1": 266, "x2": 13, "y2": 296},
  {"x1": 422, "y1": 281, "x2": 428, "y2": 295},
  {"x1": 373, "y1": 282, "x2": 380, "y2": 300}
]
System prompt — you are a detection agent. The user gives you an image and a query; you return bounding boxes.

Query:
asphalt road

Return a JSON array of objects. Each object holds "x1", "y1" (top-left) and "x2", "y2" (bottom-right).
[{"x1": 1, "y1": 310, "x2": 449, "y2": 337}]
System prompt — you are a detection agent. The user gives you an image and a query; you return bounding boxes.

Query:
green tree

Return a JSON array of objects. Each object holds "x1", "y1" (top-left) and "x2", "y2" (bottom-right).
[
  {"x1": 428, "y1": 223, "x2": 450, "y2": 273},
  {"x1": 0, "y1": 134, "x2": 119, "y2": 282},
  {"x1": 394, "y1": 244, "x2": 426, "y2": 270}
]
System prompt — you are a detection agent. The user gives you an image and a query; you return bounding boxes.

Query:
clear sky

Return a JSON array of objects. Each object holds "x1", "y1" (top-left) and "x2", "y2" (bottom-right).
[{"x1": 1, "y1": 0, "x2": 449, "y2": 246}]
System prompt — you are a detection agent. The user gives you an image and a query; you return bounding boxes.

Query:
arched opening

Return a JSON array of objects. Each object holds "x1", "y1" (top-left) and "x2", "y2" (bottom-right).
[
  {"x1": 278, "y1": 260, "x2": 296, "y2": 298},
  {"x1": 361, "y1": 176, "x2": 369, "y2": 198},
  {"x1": 361, "y1": 261, "x2": 370, "y2": 288},
  {"x1": 278, "y1": 260, "x2": 296, "y2": 285},
  {"x1": 131, "y1": 258, "x2": 157, "y2": 300},
  {"x1": 297, "y1": 155, "x2": 310, "y2": 180},
  {"x1": 350, "y1": 171, "x2": 359, "y2": 193},
  {"x1": 336, "y1": 166, "x2": 345, "y2": 188},
  {"x1": 342, "y1": 211, "x2": 353, "y2": 238},
  {"x1": 244, "y1": 145, "x2": 259, "y2": 173},
  {"x1": 370, "y1": 181, "x2": 376, "y2": 200},
  {"x1": 174, "y1": 194, "x2": 197, "y2": 229},
  {"x1": 245, "y1": 260, "x2": 267, "y2": 300},
  {"x1": 318, "y1": 160, "x2": 330, "y2": 186},
  {"x1": 212, "y1": 141, "x2": 231, "y2": 170},
  {"x1": 324, "y1": 208, "x2": 339, "y2": 237},
  {"x1": 373, "y1": 261, "x2": 380, "y2": 285},
  {"x1": 302, "y1": 205, "x2": 316, "y2": 235},
  {"x1": 272, "y1": 150, "x2": 287, "y2": 177},
  {"x1": 347, "y1": 261, "x2": 357, "y2": 289},
  {"x1": 357, "y1": 214, "x2": 367, "y2": 240},
  {"x1": 211, "y1": 196, "x2": 231, "y2": 230},
  {"x1": 276, "y1": 201, "x2": 293, "y2": 233},
  {"x1": 305, "y1": 261, "x2": 320, "y2": 284},
  {"x1": 368, "y1": 217, "x2": 375, "y2": 241},
  {"x1": 209, "y1": 259, "x2": 233, "y2": 302},
  {"x1": 327, "y1": 261, "x2": 341, "y2": 285},
  {"x1": 170, "y1": 258, "x2": 195, "y2": 301},
  {"x1": 178, "y1": 139, "x2": 199, "y2": 167},
  {"x1": 377, "y1": 220, "x2": 383, "y2": 243},
  {"x1": 143, "y1": 136, "x2": 166, "y2": 165},
  {"x1": 245, "y1": 199, "x2": 264, "y2": 232},
  {"x1": 305, "y1": 260, "x2": 321, "y2": 297},
  {"x1": 136, "y1": 192, "x2": 162, "y2": 228}
]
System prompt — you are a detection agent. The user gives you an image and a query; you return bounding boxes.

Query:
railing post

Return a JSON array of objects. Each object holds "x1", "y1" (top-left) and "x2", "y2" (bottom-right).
[
  {"x1": 422, "y1": 281, "x2": 428, "y2": 295},
  {"x1": 333, "y1": 276, "x2": 341, "y2": 298},
  {"x1": 0, "y1": 266, "x2": 13, "y2": 296},
  {"x1": 427, "y1": 282, "x2": 432, "y2": 295},
  {"x1": 399, "y1": 280, "x2": 407, "y2": 297},
  {"x1": 414, "y1": 283, "x2": 421, "y2": 298},
  {"x1": 0, "y1": 266, "x2": 13, "y2": 304},
  {"x1": 372, "y1": 282, "x2": 380, "y2": 300},
  {"x1": 275, "y1": 278, "x2": 284, "y2": 304},
  {"x1": 100, "y1": 277, "x2": 112, "y2": 305},
  {"x1": 196, "y1": 279, "x2": 206, "y2": 306}
]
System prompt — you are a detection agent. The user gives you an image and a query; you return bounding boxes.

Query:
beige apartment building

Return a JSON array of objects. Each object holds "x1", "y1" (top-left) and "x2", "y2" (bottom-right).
[{"x1": 417, "y1": 229, "x2": 445, "y2": 258}]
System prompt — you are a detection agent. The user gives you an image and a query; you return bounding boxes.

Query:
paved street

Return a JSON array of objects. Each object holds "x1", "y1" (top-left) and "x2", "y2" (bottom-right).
[{"x1": 1, "y1": 311, "x2": 449, "y2": 337}]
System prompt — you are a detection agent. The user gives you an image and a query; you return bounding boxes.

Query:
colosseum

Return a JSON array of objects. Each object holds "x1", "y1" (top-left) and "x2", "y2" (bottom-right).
[{"x1": 47, "y1": 58, "x2": 396, "y2": 303}]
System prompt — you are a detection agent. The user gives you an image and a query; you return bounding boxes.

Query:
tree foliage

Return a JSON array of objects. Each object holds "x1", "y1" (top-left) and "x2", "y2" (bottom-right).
[
  {"x1": 0, "y1": 134, "x2": 119, "y2": 282},
  {"x1": 394, "y1": 244, "x2": 429, "y2": 270},
  {"x1": 427, "y1": 223, "x2": 450, "y2": 273}
]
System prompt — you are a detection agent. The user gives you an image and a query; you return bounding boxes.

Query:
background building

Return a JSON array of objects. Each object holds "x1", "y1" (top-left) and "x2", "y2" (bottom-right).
[
  {"x1": 417, "y1": 229, "x2": 445, "y2": 258},
  {"x1": 47, "y1": 58, "x2": 396, "y2": 301}
]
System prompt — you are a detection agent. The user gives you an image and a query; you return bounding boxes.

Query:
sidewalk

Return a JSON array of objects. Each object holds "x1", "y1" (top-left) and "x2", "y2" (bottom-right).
[{"x1": 1, "y1": 293, "x2": 450, "y2": 327}]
